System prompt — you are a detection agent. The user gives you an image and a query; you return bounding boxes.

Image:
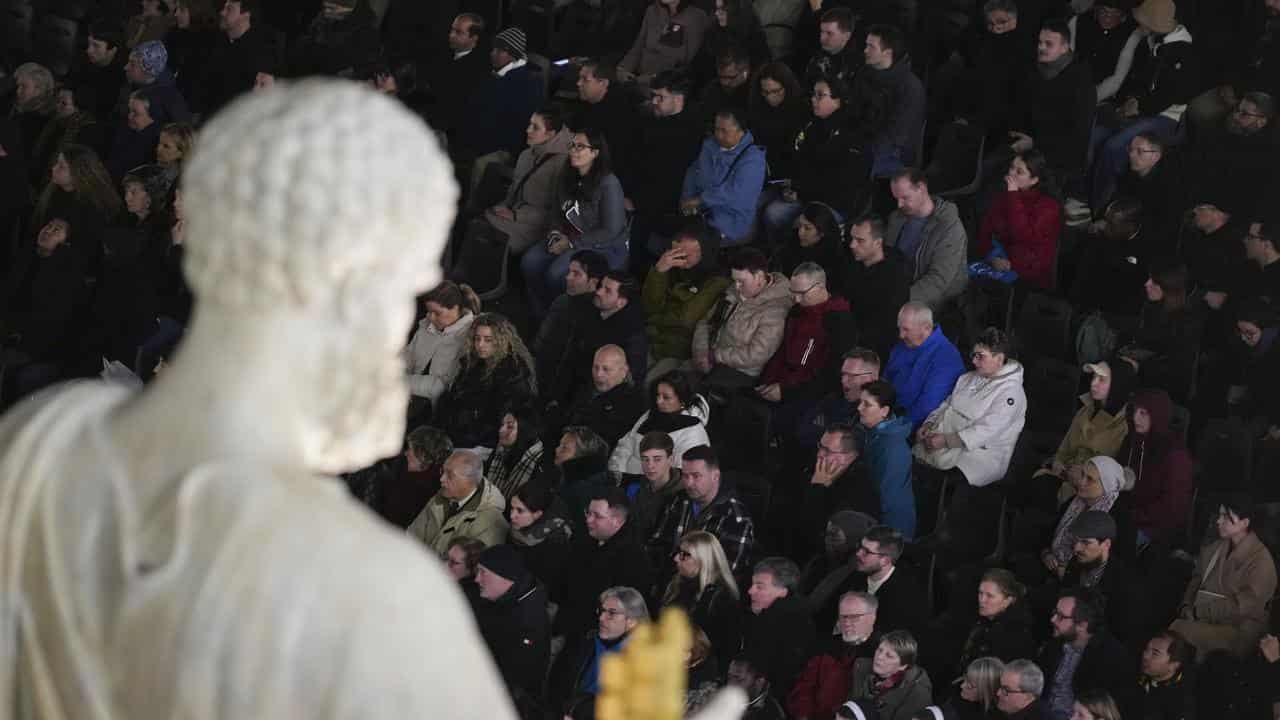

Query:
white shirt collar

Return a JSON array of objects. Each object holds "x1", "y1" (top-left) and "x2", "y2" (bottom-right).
[
  {"x1": 495, "y1": 58, "x2": 528, "y2": 77},
  {"x1": 867, "y1": 564, "x2": 895, "y2": 594}
]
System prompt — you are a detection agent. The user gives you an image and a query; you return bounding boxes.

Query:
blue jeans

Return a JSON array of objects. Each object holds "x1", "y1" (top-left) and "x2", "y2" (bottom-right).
[
  {"x1": 1089, "y1": 115, "x2": 1177, "y2": 210},
  {"x1": 521, "y1": 240, "x2": 626, "y2": 318},
  {"x1": 762, "y1": 198, "x2": 804, "y2": 245}
]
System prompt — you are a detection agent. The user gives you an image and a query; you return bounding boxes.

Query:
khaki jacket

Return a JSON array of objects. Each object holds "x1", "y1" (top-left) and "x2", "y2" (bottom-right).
[
  {"x1": 1053, "y1": 393, "x2": 1129, "y2": 467},
  {"x1": 408, "y1": 480, "x2": 509, "y2": 556},
  {"x1": 1172, "y1": 532, "x2": 1278, "y2": 657}
]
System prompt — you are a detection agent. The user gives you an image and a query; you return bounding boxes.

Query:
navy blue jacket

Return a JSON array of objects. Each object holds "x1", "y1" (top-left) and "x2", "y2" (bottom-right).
[{"x1": 460, "y1": 63, "x2": 544, "y2": 157}]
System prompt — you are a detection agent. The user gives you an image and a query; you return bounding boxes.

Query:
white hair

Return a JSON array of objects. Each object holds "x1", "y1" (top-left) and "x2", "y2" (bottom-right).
[{"x1": 899, "y1": 301, "x2": 934, "y2": 328}]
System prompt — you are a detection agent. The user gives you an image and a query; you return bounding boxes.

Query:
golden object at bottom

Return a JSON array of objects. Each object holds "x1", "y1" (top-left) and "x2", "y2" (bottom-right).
[{"x1": 595, "y1": 608, "x2": 693, "y2": 720}]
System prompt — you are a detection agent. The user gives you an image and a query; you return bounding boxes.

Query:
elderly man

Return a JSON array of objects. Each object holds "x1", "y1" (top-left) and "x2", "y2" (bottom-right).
[
  {"x1": 787, "y1": 591, "x2": 879, "y2": 720},
  {"x1": 409, "y1": 449, "x2": 509, "y2": 554},
  {"x1": 884, "y1": 302, "x2": 965, "y2": 431},
  {"x1": 563, "y1": 344, "x2": 647, "y2": 448},
  {"x1": 549, "y1": 586, "x2": 650, "y2": 711},
  {"x1": 998, "y1": 659, "x2": 1048, "y2": 719},
  {"x1": 744, "y1": 557, "x2": 817, "y2": 700},
  {"x1": 885, "y1": 169, "x2": 968, "y2": 309}
]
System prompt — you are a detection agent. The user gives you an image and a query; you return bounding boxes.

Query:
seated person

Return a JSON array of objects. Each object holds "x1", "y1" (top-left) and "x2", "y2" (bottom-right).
[
  {"x1": 849, "y1": 24, "x2": 925, "y2": 176},
  {"x1": 761, "y1": 77, "x2": 871, "y2": 242},
  {"x1": 533, "y1": 250, "x2": 609, "y2": 384},
  {"x1": 1117, "y1": 388, "x2": 1191, "y2": 549},
  {"x1": 753, "y1": 263, "x2": 856, "y2": 424},
  {"x1": 1231, "y1": 302, "x2": 1280, "y2": 438},
  {"x1": 507, "y1": 481, "x2": 574, "y2": 594},
  {"x1": 540, "y1": 270, "x2": 648, "y2": 412},
  {"x1": 285, "y1": 0, "x2": 381, "y2": 78},
  {"x1": 472, "y1": 544, "x2": 552, "y2": 704},
  {"x1": 845, "y1": 215, "x2": 910, "y2": 362},
  {"x1": 747, "y1": 62, "x2": 808, "y2": 184},
  {"x1": 408, "y1": 450, "x2": 510, "y2": 555},
  {"x1": 551, "y1": 427, "x2": 614, "y2": 536},
  {"x1": 650, "y1": 444, "x2": 757, "y2": 581},
  {"x1": 692, "y1": 248, "x2": 794, "y2": 391},
  {"x1": 803, "y1": 8, "x2": 860, "y2": 86},
  {"x1": 798, "y1": 423, "x2": 880, "y2": 558},
  {"x1": 1026, "y1": 456, "x2": 1125, "y2": 586},
  {"x1": 1076, "y1": 0, "x2": 1140, "y2": 103},
  {"x1": 915, "y1": 329, "x2": 1026, "y2": 562},
  {"x1": 1180, "y1": 196, "x2": 1250, "y2": 321},
  {"x1": 817, "y1": 525, "x2": 928, "y2": 641},
  {"x1": 885, "y1": 169, "x2": 969, "y2": 310},
  {"x1": 1120, "y1": 630, "x2": 1197, "y2": 720},
  {"x1": 617, "y1": 0, "x2": 711, "y2": 85},
  {"x1": 643, "y1": 226, "x2": 731, "y2": 381},
  {"x1": 847, "y1": 631, "x2": 933, "y2": 720},
  {"x1": 971, "y1": 150, "x2": 1063, "y2": 290},
  {"x1": 623, "y1": 70, "x2": 704, "y2": 248},
  {"x1": 797, "y1": 511, "x2": 875, "y2": 617},
  {"x1": 794, "y1": 348, "x2": 881, "y2": 452},
  {"x1": 676, "y1": 107, "x2": 767, "y2": 247},
  {"x1": 610, "y1": 370, "x2": 711, "y2": 478},
  {"x1": 1068, "y1": 196, "x2": 1151, "y2": 316},
  {"x1": 771, "y1": 203, "x2": 848, "y2": 283},
  {"x1": 434, "y1": 313, "x2": 537, "y2": 449},
  {"x1": 108, "y1": 91, "x2": 163, "y2": 182},
  {"x1": 520, "y1": 128, "x2": 628, "y2": 319},
  {"x1": 1185, "y1": 93, "x2": 1277, "y2": 223},
  {"x1": 549, "y1": 586, "x2": 651, "y2": 712},
  {"x1": 853, "y1": 380, "x2": 916, "y2": 538},
  {"x1": 995, "y1": 660, "x2": 1048, "y2": 719},
  {"x1": 743, "y1": 557, "x2": 817, "y2": 700},
  {"x1": 454, "y1": 28, "x2": 544, "y2": 164},
  {"x1": 344, "y1": 425, "x2": 452, "y2": 529},
  {"x1": 1036, "y1": 511, "x2": 1136, "y2": 643},
  {"x1": 475, "y1": 105, "x2": 573, "y2": 258},
  {"x1": 1171, "y1": 494, "x2": 1278, "y2": 659},
  {"x1": 1116, "y1": 261, "x2": 1205, "y2": 403},
  {"x1": 728, "y1": 655, "x2": 788, "y2": 719},
  {"x1": 698, "y1": 46, "x2": 753, "y2": 128},
  {"x1": 1108, "y1": 131, "x2": 1186, "y2": 242},
  {"x1": 405, "y1": 281, "x2": 480, "y2": 420},
  {"x1": 625, "y1": 432, "x2": 686, "y2": 562},
  {"x1": 563, "y1": 344, "x2": 647, "y2": 448},
  {"x1": 949, "y1": 0, "x2": 1033, "y2": 149},
  {"x1": 1036, "y1": 588, "x2": 1130, "y2": 718},
  {"x1": 660, "y1": 530, "x2": 744, "y2": 673},
  {"x1": 484, "y1": 404, "x2": 546, "y2": 501},
  {"x1": 693, "y1": 0, "x2": 770, "y2": 90},
  {"x1": 884, "y1": 302, "x2": 965, "y2": 431},
  {"x1": 955, "y1": 569, "x2": 1035, "y2": 674},
  {"x1": 1240, "y1": 217, "x2": 1280, "y2": 308},
  {"x1": 572, "y1": 59, "x2": 641, "y2": 181},
  {"x1": 787, "y1": 591, "x2": 879, "y2": 720}
]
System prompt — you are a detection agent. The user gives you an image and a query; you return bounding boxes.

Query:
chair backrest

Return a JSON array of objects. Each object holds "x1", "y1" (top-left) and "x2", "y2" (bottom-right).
[
  {"x1": 4, "y1": 0, "x2": 35, "y2": 55},
  {"x1": 1021, "y1": 356, "x2": 1082, "y2": 433},
  {"x1": 527, "y1": 52, "x2": 551, "y2": 99},
  {"x1": 32, "y1": 13, "x2": 78, "y2": 77},
  {"x1": 1195, "y1": 418, "x2": 1253, "y2": 493},
  {"x1": 1015, "y1": 292, "x2": 1075, "y2": 362}
]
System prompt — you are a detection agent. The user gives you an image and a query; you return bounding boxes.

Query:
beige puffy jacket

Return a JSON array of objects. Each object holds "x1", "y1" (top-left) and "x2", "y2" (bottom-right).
[{"x1": 691, "y1": 272, "x2": 794, "y2": 378}]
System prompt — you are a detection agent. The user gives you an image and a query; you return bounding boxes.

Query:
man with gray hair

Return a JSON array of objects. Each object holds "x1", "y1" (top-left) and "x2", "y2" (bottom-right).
[
  {"x1": 409, "y1": 449, "x2": 509, "y2": 554},
  {"x1": 884, "y1": 301, "x2": 964, "y2": 430},
  {"x1": 754, "y1": 262, "x2": 857, "y2": 423},
  {"x1": 787, "y1": 591, "x2": 879, "y2": 720},
  {"x1": 997, "y1": 659, "x2": 1048, "y2": 719},
  {"x1": 548, "y1": 585, "x2": 650, "y2": 709},
  {"x1": 743, "y1": 557, "x2": 816, "y2": 700}
]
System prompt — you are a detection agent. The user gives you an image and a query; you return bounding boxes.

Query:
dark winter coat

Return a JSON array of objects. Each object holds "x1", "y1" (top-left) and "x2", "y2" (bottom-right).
[
  {"x1": 789, "y1": 109, "x2": 873, "y2": 217},
  {"x1": 426, "y1": 45, "x2": 491, "y2": 136},
  {"x1": 1119, "y1": 389, "x2": 1192, "y2": 544},
  {"x1": 1016, "y1": 58, "x2": 1096, "y2": 176},
  {"x1": 565, "y1": 382, "x2": 647, "y2": 448},
  {"x1": 843, "y1": 249, "x2": 910, "y2": 361},
  {"x1": 197, "y1": 25, "x2": 280, "y2": 116},
  {"x1": 666, "y1": 579, "x2": 744, "y2": 672},
  {"x1": 555, "y1": 520, "x2": 655, "y2": 638},
  {"x1": 818, "y1": 566, "x2": 929, "y2": 642},
  {"x1": 849, "y1": 662, "x2": 933, "y2": 720},
  {"x1": 850, "y1": 59, "x2": 926, "y2": 164},
  {"x1": 540, "y1": 294, "x2": 648, "y2": 408},
  {"x1": 557, "y1": 453, "x2": 615, "y2": 539},
  {"x1": 0, "y1": 244, "x2": 89, "y2": 364},
  {"x1": 625, "y1": 108, "x2": 704, "y2": 214},
  {"x1": 1036, "y1": 631, "x2": 1132, "y2": 709},
  {"x1": 748, "y1": 98, "x2": 809, "y2": 181},
  {"x1": 459, "y1": 64, "x2": 545, "y2": 158},
  {"x1": 475, "y1": 574, "x2": 552, "y2": 701},
  {"x1": 436, "y1": 355, "x2": 536, "y2": 448},
  {"x1": 571, "y1": 88, "x2": 641, "y2": 180},
  {"x1": 962, "y1": 23, "x2": 1035, "y2": 136},
  {"x1": 287, "y1": 4, "x2": 383, "y2": 77},
  {"x1": 800, "y1": 462, "x2": 880, "y2": 558},
  {"x1": 959, "y1": 599, "x2": 1036, "y2": 670},
  {"x1": 510, "y1": 514, "x2": 574, "y2": 593},
  {"x1": 743, "y1": 593, "x2": 816, "y2": 698}
]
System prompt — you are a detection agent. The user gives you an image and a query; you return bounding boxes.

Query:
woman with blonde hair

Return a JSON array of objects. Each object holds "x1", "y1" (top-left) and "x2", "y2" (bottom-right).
[
  {"x1": 663, "y1": 531, "x2": 741, "y2": 672},
  {"x1": 1069, "y1": 689, "x2": 1121, "y2": 720},
  {"x1": 948, "y1": 656, "x2": 1003, "y2": 719},
  {"x1": 156, "y1": 122, "x2": 195, "y2": 168},
  {"x1": 435, "y1": 312, "x2": 536, "y2": 448}
]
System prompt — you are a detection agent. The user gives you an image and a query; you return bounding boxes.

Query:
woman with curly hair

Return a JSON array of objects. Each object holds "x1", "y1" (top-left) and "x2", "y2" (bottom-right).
[
  {"x1": 435, "y1": 313, "x2": 537, "y2": 448},
  {"x1": 662, "y1": 530, "x2": 742, "y2": 672},
  {"x1": 32, "y1": 145, "x2": 122, "y2": 259},
  {"x1": 485, "y1": 403, "x2": 546, "y2": 500}
]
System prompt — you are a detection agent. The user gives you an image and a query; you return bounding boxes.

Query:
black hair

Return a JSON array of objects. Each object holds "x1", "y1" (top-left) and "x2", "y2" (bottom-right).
[
  {"x1": 534, "y1": 103, "x2": 566, "y2": 132},
  {"x1": 728, "y1": 247, "x2": 769, "y2": 274},
  {"x1": 1058, "y1": 586, "x2": 1105, "y2": 632},
  {"x1": 974, "y1": 327, "x2": 1015, "y2": 359},
  {"x1": 682, "y1": 444, "x2": 720, "y2": 470},
  {"x1": 850, "y1": 213, "x2": 887, "y2": 243},
  {"x1": 651, "y1": 69, "x2": 692, "y2": 96},
  {"x1": 512, "y1": 480, "x2": 556, "y2": 514},
  {"x1": 562, "y1": 127, "x2": 613, "y2": 201},
  {"x1": 88, "y1": 21, "x2": 125, "y2": 50},
  {"x1": 866, "y1": 23, "x2": 906, "y2": 61},
  {"x1": 860, "y1": 379, "x2": 897, "y2": 410},
  {"x1": 650, "y1": 370, "x2": 697, "y2": 414},
  {"x1": 580, "y1": 58, "x2": 616, "y2": 84},
  {"x1": 1221, "y1": 492, "x2": 1262, "y2": 532},
  {"x1": 714, "y1": 106, "x2": 749, "y2": 133},
  {"x1": 1040, "y1": 17, "x2": 1072, "y2": 43},
  {"x1": 590, "y1": 486, "x2": 632, "y2": 516},
  {"x1": 820, "y1": 7, "x2": 854, "y2": 32},
  {"x1": 498, "y1": 402, "x2": 543, "y2": 472},
  {"x1": 569, "y1": 249, "x2": 609, "y2": 279},
  {"x1": 601, "y1": 269, "x2": 640, "y2": 303}
]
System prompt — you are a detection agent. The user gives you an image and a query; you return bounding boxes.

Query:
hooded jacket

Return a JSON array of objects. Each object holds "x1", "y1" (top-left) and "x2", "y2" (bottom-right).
[
  {"x1": 486, "y1": 128, "x2": 573, "y2": 253},
  {"x1": 885, "y1": 327, "x2": 966, "y2": 431},
  {"x1": 860, "y1": 415, "x2": 916, "y2": 538},
  {"x1": 760, "y1": 295, "x2": 857, "y2": 404},
  {"x1": 405, "y1": 311, "x2": 475, "y2": 403},
  {"x1": 692, "y1": 272, "x2": 794, "y2": 377},
  {"x1": 681, "y1": 131, "x2": 768, "y2": 243},
  {"x1": 609, "y1": 396, "x2": 711, "y2": 476},
  {"x1": 914, "y1": 361, "x2": 1028, "y2": 488},
  {"x1": 1119, "y1": 25, "x2": 1198, "y2": 122},
  {"x1": 886, "y1": 197, "x2": 969, "y2": 309},
  {"x1": 408, "y1": 479, "x2": 510, "y2": 555},
  {"x1": 643, "y1": 238, "x2": 732, "y2": 361},
  {"x1": 1119, "y1": 389, "x2": 1192, "y2": 543}
]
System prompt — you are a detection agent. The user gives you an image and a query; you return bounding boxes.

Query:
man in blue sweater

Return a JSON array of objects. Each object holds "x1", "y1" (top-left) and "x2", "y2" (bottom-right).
[{"x1": 884, "y1": 301, "x2": 964, "y2": 431}]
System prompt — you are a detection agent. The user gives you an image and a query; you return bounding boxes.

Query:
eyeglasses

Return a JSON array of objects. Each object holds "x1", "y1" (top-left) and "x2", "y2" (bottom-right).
[
  {"x1": 855, "y1": 544, "x2": 888, "y2": 557},
  {"x1": 598, "y1": 606, "x2": 626, "y2": 618},
  {"x1": 1051, "y1": 610, "x2": 1076, "y2": 620},
  {"x1": 569, "y1": 142, "x2": 597, "y2": 151},
  {"x1": 674, "y1": 550, "x2": 693, "y2": 560},
  {"x1": 997, "y1": 685, "x2": 1027, "y2": 696},
  {"x1": 791, "y1": 283, "x2": 820, "y2": 298}
]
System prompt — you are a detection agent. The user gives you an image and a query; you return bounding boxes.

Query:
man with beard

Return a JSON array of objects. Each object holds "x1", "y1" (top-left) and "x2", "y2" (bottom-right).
[
  {"x1": 1186, "y1": 93, "x2": 1277, "y2": 221},
  {"x1": 804, "y1": 8, "x2": 861, "y2": 86},
  {"x1": 1036, "y1": 588, "x2": 1131, "y2": 720},
  {"x1": 813, "y1": 525, "x2": 926, "y2": 639},
  {"x1": 1032, "y1": 511, "x2": 1136, "y2": 643},
  {"x1": 787, "y1": 592, "x2": 879, "y2": 720},
  {"x1": 1187, "y1": 0, "x2": 1280, "y2": 133}
]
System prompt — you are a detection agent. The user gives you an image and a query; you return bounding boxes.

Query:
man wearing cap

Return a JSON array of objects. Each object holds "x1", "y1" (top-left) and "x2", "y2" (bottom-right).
[
  {"x1": 122, "y1": 40, "x2": 192, "y2": 126},
  {"x1": 457, "y1": 26, "x2": 543, "y2": 164},
  {"x1": 1058, "y1": 510, "x2": 1136, "y2": 642},
  {"x1": 473, "y1": 544, "x2": 551, "y2": 703}
]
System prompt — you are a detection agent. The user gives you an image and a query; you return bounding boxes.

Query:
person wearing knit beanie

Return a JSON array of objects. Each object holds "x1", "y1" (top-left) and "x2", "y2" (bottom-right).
[
  {"x1": 476, "y1": 544, "x2": 529, "y2": 599},
  {"x1": 492, "y1": 27, "x2": 528, "y2": 62}
]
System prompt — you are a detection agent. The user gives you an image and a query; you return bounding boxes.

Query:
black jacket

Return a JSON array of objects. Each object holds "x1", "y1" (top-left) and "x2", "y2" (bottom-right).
[
  {"x1": 1186, "y1": 126, "x2": 1277, "y2": 221},
  {"x1": 748, "y1": 99, "x2": 809, "y2": 180},
  {"x1": 816, "y1": 565, "x2": 929, "y2": 642},
  {"x1": 287, "y1": 4, "x2": 383, "y2": 77},
  {"x1": 803, "y1": 43, "x2": 862, "y2": 88},
  {"x1": 557, "y1": 453, "x2": 614, "y2": 538},
  {"x1": 798, "y1": 463, "x2": 879, "y2": 561},
  {"x1": 743, "y1": 593, "x2": 816, "y2": 699},
  {"x1": 1120, "y1": 672, "x2": 1198, "y2": 720},
  {"x1": 959, "y1": 599, "x2": 1036, "y2": 670},
  {"x1": 197, "y1": 25, "x2": 280, "y2": 117},
  {"x1": 475, "y1": 574, "x2": 552, "y2": 702},
  {"x1": 511, "y1": 514, "x2": 574, "y2": 593},
  {"x1": 1060, "y1": 554, "x2": 1137, "y2": 642},
  {"x1": 960, "y1": 22, "x2": 1035, "y2": 137},
  {"x1": 668, "y1": 579, "x2": 744, "y2": 672},
  {"x1": 1119, "y1": 28, "x2": 1199, "y2": 118},
  {"x1": 435, "y1": 355, "x2": 536, "y2": 448},
  {"x1": 1180, "y1": 216, "x2": 1250, "y2": 297},
  {"x1": 0, "y1": 244, "x2": 89, "y2": 364},
  {"x1": 571, "y1": 88, "x2": 641, "y2": 181},
  {"x1": 1113, "y1": 156, "x2": 1188, "y2": 241},
  {"x1": 540, "y1": 294, "x2": 648, "y2": 408},
  {"x1": 790, "y1": 109, "x2": 872, "y2": 217},
  {"x1": 1016, "y1": 58, "x2": 1096, "y2": 176},
  {"x1": 554, "y1": 520, "x2": 655, "y2": 639},
  {"x1": 850, "y1": 59, "x2": 926, "y2": 163},
  {"x1": 1075, "y1": 14, "x2": 1138, "y2": 85},
  {"x1": 843, "y1": 249, "x2": 910, "y2": 362},
  {"x1": 565, "y1": 381, "x2": 647, "y2": 449},
  {"x1": 427, "y1": 44, "x2": 491, "y2": 136},
  {"x1": 1037, "y1": 631, "x2": 1133, "y2": 707},
  {"x1": 625, "y1": 108, "x2": 704, "y2": 214}
]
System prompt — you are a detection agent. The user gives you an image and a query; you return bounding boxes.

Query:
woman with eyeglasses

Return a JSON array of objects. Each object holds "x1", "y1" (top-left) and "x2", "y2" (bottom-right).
[
  {"x1": 945, "y1": 656, "x2": 1004, "y2": 720},
  {"x1": 662, "y1": 530, "x2": 742, "y2": 672},
  {"x1": 694, "y1": 0, "x2": 770, "y2": 89},
  {"x1": 1114, "y1": 260, "x2": 1204, "y2": 403},
  {"x1": 762, "y1": 75, "x2": 871, "y2": 246},
  {"x1": 971, "y1": 149, "x2": 1062, "y2": 291},
  {"x1": 914, "y1": 328, "x2": 1026, "y2": 565},
  {"x1": 520, "y1": 128, "x2": 627, "y2": 319},
  {"x1": 747, "y1": 62, "x2": 808, "y2": 182},
  {"x1": 1230, "y1": 301, "x2": 1280, "y2": 441}
]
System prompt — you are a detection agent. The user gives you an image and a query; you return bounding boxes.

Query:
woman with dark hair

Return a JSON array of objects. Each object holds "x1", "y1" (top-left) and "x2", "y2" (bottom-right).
[
  {"x1": 1232, "y1": 301, "x2": 1280, "y2": 438},
  {"x1": 485, "y1": 404, "x2": 546, "y2": 499},
  {"x1": 521, "y1": 128, "x2": 628, "y2": 318},
  {"x1": 695, "y1": 0, "x2": 770, "y2": 87},
  {"x1": 507, "y1": 481, "x2": 573, "y2": 592},
  {"x1": 957, "y1": 569, "x2": 1035, "y2": 671},
  {"x1": 856, "y1": 379, "x2": 916, "y2": 538},
  {"x1": 482, "y1": 107, "x2": 573, "y2": 255},
  {"x1": 32, "y1": 145, "x2": 122, "y2": 261},
  {"x1": 609, "y1": 370, "x2": 711, "y2": 477},
  {"x1": 1117, "y1": 261, "x2": 1205, "y2": 402},
  {"x1": 762, "y1": 75, "x2": 871, "y2": 242},
  {"x1": 552, "y1": 425, "x2": 614, "y2": 535},
  {"x1": 1172, "y1": 494, "x2": 1278, "y2": 659},
  {"x1": 435, "y1": 313, "x2": 537, "y2": 448},
  {"x1": 772, "y1": 201, "x2": 847, "y2": 281},
  {"x1": 748, "y1": 62, "x2": 808, "y2": 181},
  {"x1": 972, "y1": 149, "x2": 1062, "y2": 290},
  {"x1": 405, "y1": 281, "x2": 481, "y2": 421},
  {"x1": 618, "y1": 0, "x2": 711, "y2": 84},
  {"x1": 1119, "y1": 388, "x2": 1192, "y2": 551}
]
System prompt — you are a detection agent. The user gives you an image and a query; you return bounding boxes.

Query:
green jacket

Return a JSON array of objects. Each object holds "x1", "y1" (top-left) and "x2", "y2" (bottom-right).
[{"x1": 643, "y1": 268, "x2": 731, "y2": 361}]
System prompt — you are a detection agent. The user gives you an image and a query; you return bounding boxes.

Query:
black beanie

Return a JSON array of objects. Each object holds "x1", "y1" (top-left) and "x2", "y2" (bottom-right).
[{"x1": 477, "y1": 544, "x2": 527, "y2": 583}]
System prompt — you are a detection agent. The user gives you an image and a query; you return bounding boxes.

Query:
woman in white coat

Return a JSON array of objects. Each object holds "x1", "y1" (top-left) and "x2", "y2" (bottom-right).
[
  {"x1": 914, "y1": 327, "x2": 1027, "y2": 564},
  {"x1": 404, "y1": 281, "x2": 481, "y2": 421},
  {"x1": 610, "y1": 370, "x2": 711, "y2": 479}
]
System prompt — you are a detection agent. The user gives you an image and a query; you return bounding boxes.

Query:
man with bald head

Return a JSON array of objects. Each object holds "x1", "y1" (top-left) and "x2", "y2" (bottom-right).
[
  {"x1": 564, "y1": 344, "x2": 646, "y2": 447},
  {"x1": 884, "y1": 302, "x2": 964, "y2": 431},
  {"x1": 409, "y1": 450, "x2": 510, "y2": 555}
]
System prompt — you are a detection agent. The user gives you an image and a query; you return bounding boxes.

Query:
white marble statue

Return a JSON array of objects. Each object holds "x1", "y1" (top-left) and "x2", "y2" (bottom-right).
[{"x1": 0, "y1": 80, "x2": 516, "y2": 719}]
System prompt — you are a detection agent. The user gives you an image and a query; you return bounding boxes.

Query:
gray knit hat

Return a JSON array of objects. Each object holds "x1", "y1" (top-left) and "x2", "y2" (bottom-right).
[{"x1": 493, "y1": 27, "x2": 528, "y2": 61}]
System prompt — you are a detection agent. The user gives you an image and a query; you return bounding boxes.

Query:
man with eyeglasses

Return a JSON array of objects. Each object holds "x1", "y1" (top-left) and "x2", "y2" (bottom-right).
[
  {"x1": 1035, "y1": 588, "x2": 1128, "y2": 720},
  {"x1": 1031, "y1": 510, "x2": 1136, "y2": 643},
  {"x1": 1186, "y1": 92, "x2": 1276, "y2": 223},
  {"x1": 816, "y1": 525, "x2": 926, "y2": 640},
  {"x1": 794, "y1": 347, "x2": 882, "y2": 453},
  {"x1": 795, "y1": 423, "x2": 875, "y2": 558},
  {"x1": 1180, "y1": 194, "x2": 1249, "y2": 317},
  {"x1": 996, "y1": 659, "x2": 1048, "y2": 719},
  {"x1": 1241, "y1": 218, "x2": 1280, "y2": 308},
  {"x1": 547, "y1": 585, "x2": 650, "y2": 710},
  {"x1": 787, "y1": 592, "x2": 878, "y2": 720}
]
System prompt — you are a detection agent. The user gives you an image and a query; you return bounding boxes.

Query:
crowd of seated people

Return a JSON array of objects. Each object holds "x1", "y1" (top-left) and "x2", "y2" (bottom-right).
[{"x1": 6, "y1": 0, "x2": 1280, "y2": 718}]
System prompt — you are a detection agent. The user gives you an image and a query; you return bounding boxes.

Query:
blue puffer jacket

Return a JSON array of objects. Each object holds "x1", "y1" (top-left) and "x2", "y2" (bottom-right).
[
  {"x1": 885, "y1": 327, "x2": 965, "y2": 431},
  {"x1": 680, "y1": 131, "x2": 766, "y2": 243},
  {"x1": 860, "y1": 414, "x2": 916, "y2": 539}
]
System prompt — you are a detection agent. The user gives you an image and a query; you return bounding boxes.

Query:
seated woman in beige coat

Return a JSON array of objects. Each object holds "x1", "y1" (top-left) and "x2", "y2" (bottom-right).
[
  {"x1": 691, "y1": 248, "x2": 794, "y2": 391},
  {"x1": 1172, "y1": 495, "x2": 1278, "y2": 659}
]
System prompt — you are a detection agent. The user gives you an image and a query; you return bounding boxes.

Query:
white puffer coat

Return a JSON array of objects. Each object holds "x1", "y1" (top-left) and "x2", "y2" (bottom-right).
[
  {"x1": 608, "y1": 396, "x2": 711, "y2": 476},
  {"x1": 404, "y1": 312, "x2": 475, "y2": 404}
]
